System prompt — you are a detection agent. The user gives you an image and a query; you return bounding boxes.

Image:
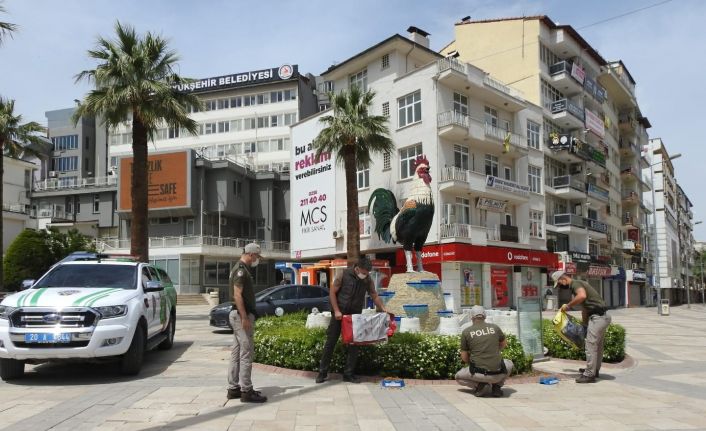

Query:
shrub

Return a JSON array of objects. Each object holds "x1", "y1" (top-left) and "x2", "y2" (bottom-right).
[
  {"x1": 541, "y1": 318, "x2": 625, "y2": 363},
  {"x1": 254, "y1": 312, "x2": 533, "y2": 379}
]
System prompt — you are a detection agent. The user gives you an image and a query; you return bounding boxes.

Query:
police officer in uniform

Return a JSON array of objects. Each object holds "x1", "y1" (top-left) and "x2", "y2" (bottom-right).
[
  {"x1": 316, "y1": 257, "x2": 387, "y2": 384},
  {"x1": 455, "y1": 305, "x2": 514, "y2": 397},
  {"x1": 226, "y1": 243, "x2": 267, "y2": 403},
  {"x1": 552, "y1": 270, "x2": 611, "y2": 383}
]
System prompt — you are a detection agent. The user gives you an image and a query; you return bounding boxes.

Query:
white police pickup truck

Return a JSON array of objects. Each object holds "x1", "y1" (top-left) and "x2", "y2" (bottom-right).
[{"x1": 0, "y1": 257, "x2": 177, "y2": 380}]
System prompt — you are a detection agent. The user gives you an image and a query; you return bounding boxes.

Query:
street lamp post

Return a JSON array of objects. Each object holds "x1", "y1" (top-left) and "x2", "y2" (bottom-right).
[{"x1": 649, "y1": 152, "x2": 681, "y2": 315}]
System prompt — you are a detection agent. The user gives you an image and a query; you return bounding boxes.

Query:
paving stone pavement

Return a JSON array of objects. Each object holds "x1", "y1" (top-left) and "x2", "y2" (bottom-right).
[{"x1": 1, "y1": 304, "x2": 706, "y2": 430}]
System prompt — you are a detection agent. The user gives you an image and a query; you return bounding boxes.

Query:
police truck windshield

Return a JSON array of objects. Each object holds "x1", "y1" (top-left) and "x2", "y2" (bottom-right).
[{"x1": 33, "y1": 264, "x2": 138, "y2": 290}]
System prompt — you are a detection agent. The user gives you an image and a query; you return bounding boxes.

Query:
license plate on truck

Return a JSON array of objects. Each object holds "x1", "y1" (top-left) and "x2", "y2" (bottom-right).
[{"x1": 24, "y1": 333, "x2": 72, "y2": 344}]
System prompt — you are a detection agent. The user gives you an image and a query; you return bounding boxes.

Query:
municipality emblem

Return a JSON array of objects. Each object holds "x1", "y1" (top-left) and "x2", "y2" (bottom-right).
[{"x1": 278, "y1": 64, "x2": 293, "y2": 80}]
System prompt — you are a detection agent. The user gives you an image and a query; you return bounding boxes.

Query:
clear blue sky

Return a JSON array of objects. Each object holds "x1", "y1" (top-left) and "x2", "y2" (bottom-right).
[{"x1": 1, "y1": 0, "x2": 704, "y2": 239}]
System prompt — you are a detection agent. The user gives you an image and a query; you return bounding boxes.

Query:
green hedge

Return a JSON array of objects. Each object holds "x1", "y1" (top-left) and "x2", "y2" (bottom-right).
[
  {"x1": 541, "y1": 319, "x2": 626, "y2": 363},
  {"x1": 254, "y1": 312, "x2": 533, "y2": 379}
]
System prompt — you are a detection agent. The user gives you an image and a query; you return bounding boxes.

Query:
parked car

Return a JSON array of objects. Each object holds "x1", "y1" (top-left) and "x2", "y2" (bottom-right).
[
  {"x1": 0, "y1": 257, "x2": 177, "y2": 381},
  {"x1": 209, "y1": 284, "x2": 330, "y2": 329}
]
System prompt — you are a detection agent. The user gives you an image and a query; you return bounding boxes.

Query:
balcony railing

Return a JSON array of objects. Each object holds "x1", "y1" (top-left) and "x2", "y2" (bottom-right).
[
  {"x1": 34, "y1": 175, "x2": 118, "y2": 192},
  {"x1": 623, "y1": 214, "x2": 637, "y2": 226},
  {"x1": 2, "y1": 202, "x2": 29, "y2": 214},
  {"x1": 37, "y1": 206, "x2": 69, "y2": 220},
  {"x1": 483, "y1": 75, "x2": 524, "y2": 101},
  {"x1": 437, "y1": 110, "x2": 470, "y2": 129},
  {"x1": 484, "y1": 123, "x2": 526, "y2": 148},
  {"x1": 440, "y1": 223, "x2": 472, "y2": 239},
  {"x1": 553, "y1": 213, "x2": 585, "y2": 228},
  {"x1": 437, "y1": 57, "x2": 466, "y2": 75},
  {"x1": 552, "y1": 175, "x2": 585, "y2": 191},
  {"x1": 487, "y1": 225, "x2": 529, "y2": 244},
  {"x1": 440, "y1": 166, "x2": 469, "y2": 183},
  {"x1": 97, "y1": 236, "x2": 290, "y2": 253}
]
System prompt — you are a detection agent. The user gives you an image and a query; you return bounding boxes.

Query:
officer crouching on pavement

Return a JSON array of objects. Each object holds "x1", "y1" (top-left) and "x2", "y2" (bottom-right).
[
  {"x1": 455, "y1": 305, "x2": 513, "y2": 397},
  {"x1": 226, "y1": 243, "x2": 267, "y2": 403}
]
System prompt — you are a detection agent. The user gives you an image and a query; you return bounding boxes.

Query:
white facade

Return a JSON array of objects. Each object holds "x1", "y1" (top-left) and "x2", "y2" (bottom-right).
[{"x1": 2, "y1": 156, "x2": 37, "y2": 251}]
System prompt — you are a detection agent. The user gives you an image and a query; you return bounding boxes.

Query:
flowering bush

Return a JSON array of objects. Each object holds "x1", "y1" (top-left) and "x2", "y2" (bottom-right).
[
  {"x1": 541, "y1": 319, "x2": 626, "y2": 362},
  {"x1": 254, "y1": 312, "x2": 532, "y2": 379}
]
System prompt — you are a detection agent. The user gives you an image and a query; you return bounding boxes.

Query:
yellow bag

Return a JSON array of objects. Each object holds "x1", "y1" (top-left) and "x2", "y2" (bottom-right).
[{"x1": 552, "y1": 310, "x2": 586, "y2": 350}]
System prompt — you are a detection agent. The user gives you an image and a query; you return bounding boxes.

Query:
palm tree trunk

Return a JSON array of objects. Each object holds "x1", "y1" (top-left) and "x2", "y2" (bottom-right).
[
  {"x1": 343, "y1": 146, "x2": 360, "y2": 267},
  {"x1": 0, "y1": 150, "x2": 4, "y2": 288},
  {"x1": 131, "y1": 114, "x2": 149, "y2": 262}
]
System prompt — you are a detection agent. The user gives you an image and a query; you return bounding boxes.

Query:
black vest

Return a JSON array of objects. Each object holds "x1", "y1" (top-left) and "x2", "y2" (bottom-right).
[{"x1": 336, "y1": 269, "x2": 371, "y2": 315}]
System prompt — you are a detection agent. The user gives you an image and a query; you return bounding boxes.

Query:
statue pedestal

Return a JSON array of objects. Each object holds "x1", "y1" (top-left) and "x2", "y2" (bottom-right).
[{"x1": 384, "y1": 272, "x2": 447, "y2": 333}]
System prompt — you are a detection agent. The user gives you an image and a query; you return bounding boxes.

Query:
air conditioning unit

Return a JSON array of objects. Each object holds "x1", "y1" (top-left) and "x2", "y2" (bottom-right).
[
  {"x1": 332, "y1": 230, "x2": 344, "y2": 239},
  {"x1": 48, "y1": 171, "x2": 57, "y2": 178}
]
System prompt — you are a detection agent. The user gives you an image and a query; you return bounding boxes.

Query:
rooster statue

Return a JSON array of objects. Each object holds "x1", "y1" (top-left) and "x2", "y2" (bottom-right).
[{"x1": 368, "y1": 155, "x2": 434, "y2": 272}]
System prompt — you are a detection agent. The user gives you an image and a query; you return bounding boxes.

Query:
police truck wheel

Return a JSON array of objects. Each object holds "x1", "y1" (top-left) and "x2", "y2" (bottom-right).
[
  {"x1": 158, "y1": 311, "x2": 176, "y2": 350},
  {"x1": 120, "y1": 324, "x2": 145, "y2": 375},
  {"x1": 0, "y1": 358, "x2": 25, "y2": 381}
]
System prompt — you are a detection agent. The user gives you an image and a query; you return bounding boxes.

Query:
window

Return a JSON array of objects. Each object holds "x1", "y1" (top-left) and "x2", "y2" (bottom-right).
[
  {"x1": 453, "y1": 93, "x2": 468, "y2": 115},
  {"x1": 539, "y1": 43, "x2": 561, "y2": 67},
  {"x1": 243, "y1": 118, "x2": 256, "y2": 130},
  {"x1": 453, "y1": 145, "x2": 469, "y2": 170},
  {"x1": 168, "y1": 127, "x2": 180, "y2": 139},
  {"x1": 300, "y1": 286, "x2": 328, "y2": 299},
  {"x1": 484, "y1": 106, "x2": 498, "y2": 127},
  {"x1": 204, "y1": 122, "x2": 217, "y2": 134},
  {"x1": 318, "y1": 81, "x2": 334, "y2": 93},
  {"x1": 381, "y1": 53, "x2": 390, "y2": 69},
  {"x1": 270, "y1": 286, "x2": 298, "y2": 301},
  {"x1": 319, "y1": 103, "x2": 330, "y2": 111},
  {"x1": 399, "y1": 144, "x2": 422, "y2": 180},
  {"x1": 233, "y1": 180, "x2": 242, "y2": 197},
  {"x1": 505, "y1": 213, "x2": 513, "y2": 226},
  {"x1": 270, "y1": 91, "x2": 283, "y2": 103},
  {"x1": 357, "y1": 168, "x2": 370, "y2": 189},
  {"x1": 382, "y1": 102, "x2": 390, "y2": 117},
  {"x1": 76, "y1": 196, "x2": 80, "y2": 214},
  {"x1": 284, "y1": 89, "x2": 297, "y2": 100},
  {"x1": 244, "y1": 95, "x2": 256, "y2": 106},
  {"x1": 257, "y1": 93, "x2": 268, "y2": 105},
  {"x1": 504, "y1": 166, "x2": 512, "y2": 180},
  {"x1": 398, "y1": 90, "x2": 422, "y2": 128},
  {"x1": 349, "y1": 69, "x2": 367, "y2": 91},
  {"x1": 358, "y1": 208, "x2": 371, "y2": 236},
  {"x1": 218, "y1": 121, "x2": 230, "y2": 133},
  {"x1": 530, "y1": 211, "x2": 543, "y2": 238},
  {"x1": 455, "y1": 197, "x2": 470, "y2": 224},
  {"x1": 93, "y1": 194, "x2": 100, "y2": 213},
  {"x1": 231, "y1": 119, "x2": 242, "y2": 131},
  {"x1": 257, "y1": 116, "x2": 269, "y2": 128},
  {"x1": 541, "y1": 79, "x2": 564, "y2": 110},
  {"x1": 528, "y1": 165, "x2": 542, "y2": 194},
  {"x1": 271, "y1": 115, "x2": 279, "y2": 127},
  {"x1": 230, "y1": 96, "x2": 242, "y2": 108},
  {"x1": 257, "y1": 140, "x2": 269, "y2": 152},
  {"x1": 51, "y1": 135, "x2": 79, "y2": 150},
  {"x1": 85, "y1": 137, "x2": 90, "y2": 149},
  {"x1": 484, "y1": 154, "x2": 498, "y2": 177},
  {"x1": 383, "y1": 152, "x2": 391, "y2": 170},
  {"x1": 218, "y1": 98, "x2": 230, "y2": 109},
  {"x1": 284, "y1": 113, "x2": 297, "y2": 125},
  {"x1": 527, "y1": 120, "x2": 541, "y2": 149},
  {"x1": 52, "y1": 156, "x2": 78, "y2": 172},
  {"x1": 205, "y1": 100, "x2": 217, "y2": 111}
]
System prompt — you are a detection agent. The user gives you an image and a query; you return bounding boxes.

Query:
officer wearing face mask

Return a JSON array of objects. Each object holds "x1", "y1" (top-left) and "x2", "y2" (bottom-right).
[
  {"x1": 316, "y1": 257, "x2": 387, "y2": 384},
  {"x1": 226, "y1": 243, "x2": 267, "y2": 403}
]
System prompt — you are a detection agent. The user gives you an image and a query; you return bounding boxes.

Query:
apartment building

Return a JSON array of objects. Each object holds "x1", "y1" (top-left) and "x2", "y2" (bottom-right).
[
  {"x1": 2, "y1": 156, "x2": 37, "y2": 251},
  {"x1": 441, "y1": 16, "x2": 653, "y2": 307},
  {"x1": 676, "y1": 183, "x2": 696, "y2": 304},
  {"x1": 291, "y1": 28, "x2": 555, "y2": 334},
  {"x1": 31, "y1": 65, "x2": 318, "y2": 294},
  {"x1": 644, "y1": 138, "x2": 681, "y2": 304}
]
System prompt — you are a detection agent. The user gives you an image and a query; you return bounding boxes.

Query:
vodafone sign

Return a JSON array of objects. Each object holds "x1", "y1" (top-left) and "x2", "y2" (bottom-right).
[{"x1": 396, "y1": 244, "x2": 557, "y2": 267}]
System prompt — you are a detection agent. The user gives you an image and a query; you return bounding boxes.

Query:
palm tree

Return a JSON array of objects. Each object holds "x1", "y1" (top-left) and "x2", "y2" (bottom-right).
[
  {"x1": 0, "y1": 97, "x2": 46, "y2": 288},
  {"x1": 312, "y1": 86, "x2": 393, "y2": 266},
  {"x1": 0, "y1": 2, "x2": 18, "y2": 45},
  {"x1": 74, "y1": 21, "x2": 201, "y2": 262}
]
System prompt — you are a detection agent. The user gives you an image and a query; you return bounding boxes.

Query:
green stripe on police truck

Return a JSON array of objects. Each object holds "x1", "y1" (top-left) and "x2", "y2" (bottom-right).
[
  {"x1": 73, "y1": 288, "x2": 122, "y2": 306},
  {"x1": 86, "y1": 292, "x2": 116, "y2": 307},
  {"x1": 15, "y1": 292, "x2": 31, "y2": 307},
  {"x1": 29, "y1": 288, "x2": 48, "y2": 306}
]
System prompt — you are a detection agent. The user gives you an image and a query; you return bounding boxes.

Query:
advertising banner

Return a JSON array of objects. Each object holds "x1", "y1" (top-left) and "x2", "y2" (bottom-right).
[
  {"x1": 290, "y1": 117, "x2": 336, "y2": 257},
  {"x1": 118, "y1": 151, "x2": 190, "y2": 211},
  {"x1": 585, "y1": 109, "x2": 605, "y2": 138}
]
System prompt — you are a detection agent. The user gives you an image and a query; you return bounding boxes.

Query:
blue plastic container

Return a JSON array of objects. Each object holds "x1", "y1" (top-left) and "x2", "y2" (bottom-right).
[
  {"x1": 379, "y1": 291, "x2": 396, "y2": 305},
  {"x1": 406, "y1": 279, "x2": 440, "y2": 289},
  {"x1": 436, "y1": 310, "x2": 454, "y2": 318},
  {"x1": 402, "y1": 304, "x2": 429, "y2": 318}
]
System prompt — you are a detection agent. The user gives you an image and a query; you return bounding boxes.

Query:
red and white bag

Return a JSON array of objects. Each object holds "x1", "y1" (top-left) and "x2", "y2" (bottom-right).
[{"x1": 341, "y1": 312, "x2": 396, "y2": 345}]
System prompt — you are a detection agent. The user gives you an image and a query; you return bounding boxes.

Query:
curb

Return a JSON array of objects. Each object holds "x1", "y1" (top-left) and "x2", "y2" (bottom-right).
[{"x1": 252, "y1": 363, "x2": 572, "y2": 386}]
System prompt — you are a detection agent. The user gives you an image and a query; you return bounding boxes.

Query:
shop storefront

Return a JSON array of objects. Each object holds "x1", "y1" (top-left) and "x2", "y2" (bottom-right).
[
  {"x1": 626, "y1": 269, "x2": 647, "y2": 306},
  {"x1": 393, "y1": 244, "x2": 557, "y2": 311}
]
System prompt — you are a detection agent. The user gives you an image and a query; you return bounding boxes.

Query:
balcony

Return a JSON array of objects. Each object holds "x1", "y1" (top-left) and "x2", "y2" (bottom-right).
[
  {"x1": 483, "y1": 123, "x2": 527, "y2": 152},
  {"x1": 586, "y1": 183, "x2": 609, "y2": 203},
  {"x1": 623, "y1": 214, "x2": 638, "y2": 228},
  {"x1": 618, "y1": 113, "x2": 637, "y2": 133},
  {"x1": 584, "y1": 217, "x2": 608, "y2": 234},
  {"x1": 618, "y1": 138, "x2": 639, "y2": 158},
  {"x1": 487, "y1": 224, "x2": 529, "y2": 245},
  {"x1": 482, "y1": 75, "x2": 525, "y2": 108},
  {"x1": 439, "y1": 166, "x2": 470, "y2": 193},
  {"x1": 550, "y1": 98, "x2": 585, "y2": 129},
  {"x1": 2, "y1": 202, "x2": 30, "y2": 215},
  {"x1": 37, "y1": 205, "x2": 72, "y2": 221},
  {"x1": 622, "y1": 190, "x2": 640, "y2": 204},
  {"x1": 439, "y1": 223, "x2": 476, "y2": 243},
  {"x1": 548, "y1": 60, "x2": 584, "y2": 95},
  {"x1": 553, "y1": 213, "x2": 585, "y2": 228},
  {"x1": 548, "y1": 175, "x2": 586, "y2": 199},
  {"x1": 471, "y1": 173, "x2": 530, "y2": 202},
  {"x1": 34, "y1": 175, "x2": 118, "y2": 192},
  {"x1": 437, "y1": 111, "x2": 470, "y2": 140},
  {"x1": 97, "y1": 235, "x2": 290, "y2": 259}
]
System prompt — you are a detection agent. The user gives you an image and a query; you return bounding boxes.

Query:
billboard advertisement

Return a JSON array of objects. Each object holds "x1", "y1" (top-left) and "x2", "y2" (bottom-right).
[
  {"x1": 118, "y1": 150, "x2": 191, "y2": 211},
  {"x1": 290, "y1": 115, "x2": 336, "y2": 258}
]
